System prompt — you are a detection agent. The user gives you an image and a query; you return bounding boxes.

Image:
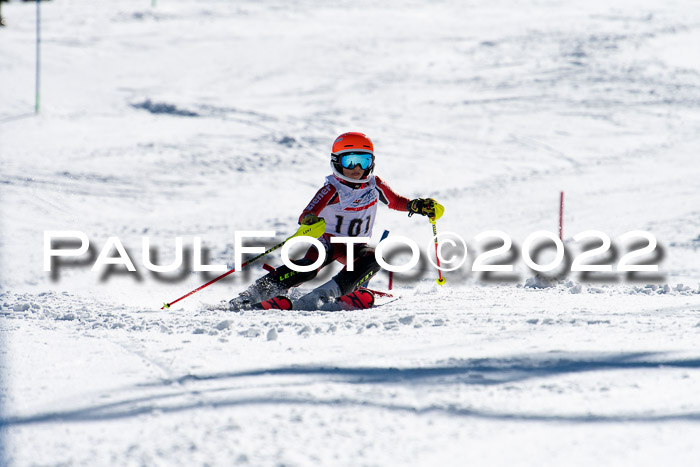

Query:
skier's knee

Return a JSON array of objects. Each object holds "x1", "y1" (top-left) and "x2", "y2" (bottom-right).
[
  {"x1": 269, "y1": 259, "x2": 319, "y2": 288},
  {"x1": 333, "y1": 251, "x2": 381, "y2": 295}
]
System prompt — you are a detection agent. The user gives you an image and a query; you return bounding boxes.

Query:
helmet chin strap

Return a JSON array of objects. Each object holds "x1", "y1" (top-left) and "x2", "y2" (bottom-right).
[{"x1": 330, "y1": 162, "x2": 373, "y2": 184}]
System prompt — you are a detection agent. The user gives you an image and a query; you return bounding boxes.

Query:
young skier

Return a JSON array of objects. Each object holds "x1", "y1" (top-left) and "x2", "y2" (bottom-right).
[{"x1": 229, "y1": 132, "x2": 441, "y2": 311}]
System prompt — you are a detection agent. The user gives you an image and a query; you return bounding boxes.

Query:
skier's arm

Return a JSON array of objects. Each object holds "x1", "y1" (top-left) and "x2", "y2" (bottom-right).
[
  {"x1": 299, "y1": 183, "x2": 338, "y2": 224},
  {"x1": 376, "y1": 176, "x2": 442, "y2": 219},
  {"x1": 375, "y1": 176, "x2": 411, "y2": 212}
]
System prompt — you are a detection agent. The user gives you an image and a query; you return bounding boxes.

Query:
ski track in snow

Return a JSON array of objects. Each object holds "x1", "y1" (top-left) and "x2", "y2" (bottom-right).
[
  {"x1": 2, "y1": 0, "x2": 700, "y2": 465},
  {"x1": 2, "y1": 284, "x2": 700, "y2": 465}
]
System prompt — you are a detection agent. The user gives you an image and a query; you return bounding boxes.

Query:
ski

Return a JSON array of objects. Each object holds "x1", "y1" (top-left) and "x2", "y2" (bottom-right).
[
  {"x1": 371, "y1": 294, "x2": 402, "y2": 308},
  {"x1": 252, "y1": 295, "x2": 293, "y2": 310}
]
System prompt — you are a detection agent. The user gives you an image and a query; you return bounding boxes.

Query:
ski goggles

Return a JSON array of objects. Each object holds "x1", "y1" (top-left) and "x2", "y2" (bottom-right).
[{"x1": 339, "y1": 152, "x2": 374, "y2": 170}]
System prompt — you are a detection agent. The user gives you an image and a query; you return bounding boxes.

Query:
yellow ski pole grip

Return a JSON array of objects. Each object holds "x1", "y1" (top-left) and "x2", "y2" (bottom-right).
[{"x1": 293, "y1": 219, "x2": 326, "y2": 239}]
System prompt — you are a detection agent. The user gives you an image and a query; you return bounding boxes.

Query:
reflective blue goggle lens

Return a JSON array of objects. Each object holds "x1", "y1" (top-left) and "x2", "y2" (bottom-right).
[{"x1": 340, "y1": 152, "x2": 373, "y2": 170}]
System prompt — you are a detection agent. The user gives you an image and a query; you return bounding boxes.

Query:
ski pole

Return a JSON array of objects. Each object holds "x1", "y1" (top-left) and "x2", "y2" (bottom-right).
[
  {"x1": 380, "y1": 229, "x2": 394, "y2": 291},
  {"x1": 426, "y1": 201, "x2": 446, "y2": 286},
  {"x1": 430, "y1": 217, "x2": 446, "y2": 285},
  {"x1": 361, "y1": 229, "x2": 390, "y2": 289},
  {"x1": 161, "y1": 220, "x2": 326, "y2": 309}
]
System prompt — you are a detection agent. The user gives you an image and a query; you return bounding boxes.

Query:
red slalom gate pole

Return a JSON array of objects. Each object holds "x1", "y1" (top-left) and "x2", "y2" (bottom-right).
[{"x1": 559, "y1": 191, "x2": 564, "y2": 241}]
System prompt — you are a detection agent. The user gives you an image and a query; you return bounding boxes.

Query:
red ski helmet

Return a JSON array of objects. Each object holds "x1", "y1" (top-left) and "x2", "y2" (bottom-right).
[{"x1": 330, "y1": 132, "x2": 375, "y2": 183}]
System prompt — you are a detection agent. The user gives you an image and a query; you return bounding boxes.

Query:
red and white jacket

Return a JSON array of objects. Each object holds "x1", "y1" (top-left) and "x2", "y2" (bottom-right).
[{"x1": 299, "y1": 175, "x2": 410, "y2": 238}]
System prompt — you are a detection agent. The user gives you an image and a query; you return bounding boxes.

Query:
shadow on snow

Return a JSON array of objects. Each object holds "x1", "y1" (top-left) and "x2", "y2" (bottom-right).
[{"x1": 3, "y1": 351, "x2": 700, "y2": 427}]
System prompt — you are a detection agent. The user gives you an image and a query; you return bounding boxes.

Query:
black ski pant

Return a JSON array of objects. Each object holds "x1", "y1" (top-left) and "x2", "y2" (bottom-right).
[{"x1": 263, "y1": 240, "x2": 380, "y2": 296}]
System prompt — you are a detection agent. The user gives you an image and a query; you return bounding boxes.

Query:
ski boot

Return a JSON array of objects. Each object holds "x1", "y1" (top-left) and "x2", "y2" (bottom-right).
[
  {"x1": 336, "y1": 288, "x2": 375, "y2": 310},
  {"x1": 229, "y1": 275, "x2": 287, "y2": 311},
  {"x1": 293, "y1": 279, "x2": 342, "y2": 310},
  {"x1": 253, "y1": 296, "x2": 294, "y2": 310},
  {"x1": 251, "y1": 286, "x2": 375, "y2": 311}
]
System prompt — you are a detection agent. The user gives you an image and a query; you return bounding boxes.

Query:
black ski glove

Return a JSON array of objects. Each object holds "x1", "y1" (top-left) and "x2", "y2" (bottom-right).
[{"x1": 407, "y1": 198, "x2": 437, "y2": 218}]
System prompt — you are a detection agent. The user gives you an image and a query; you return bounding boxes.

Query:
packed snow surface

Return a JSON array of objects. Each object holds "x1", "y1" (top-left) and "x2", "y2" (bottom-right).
[{"x1": 1, "y1": 0, "x2": 700, "y2": 465}]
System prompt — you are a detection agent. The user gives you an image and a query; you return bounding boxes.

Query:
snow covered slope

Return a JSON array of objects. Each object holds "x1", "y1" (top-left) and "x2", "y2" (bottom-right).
[{"x1": 1, "y1": 0, "x2": 700, "y2": 465}]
